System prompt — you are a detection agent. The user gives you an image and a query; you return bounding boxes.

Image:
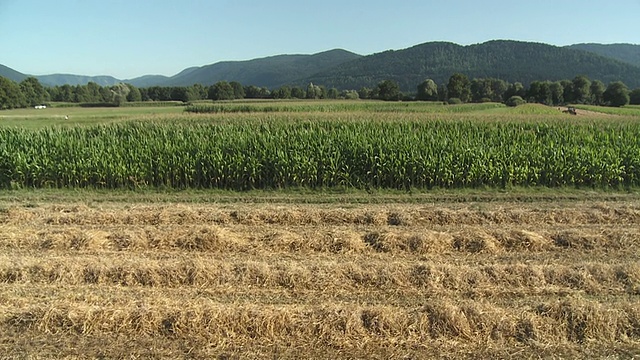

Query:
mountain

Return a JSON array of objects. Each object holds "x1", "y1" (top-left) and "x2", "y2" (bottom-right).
[
  {"x1": 36, "y1": 74, "x2": 121, "y2": 87},
  {"x1": 3, "y1": 41, "x2": 640, "y2": 90},
  {"x1": 0, "y1": 66, "x2": 122, "y2": 87},
  {"x1": 0, "y1": 64, "x2": 27, "y2": 82},
  {"x1": 162, "y1": 49, "x2": 363, "y2": 88},
  {"x1": 566, "y1": 43, "x2": 640, "y2": 68},
  {"x1": 125, "y1": 74, "x2": 170, "y2": 88},
  {"x1": 0, "y1": 49, "x2": 361, "y2": 88},
  {"x1": 303, "y1": 40, "x2": 640, "y2": 91}
]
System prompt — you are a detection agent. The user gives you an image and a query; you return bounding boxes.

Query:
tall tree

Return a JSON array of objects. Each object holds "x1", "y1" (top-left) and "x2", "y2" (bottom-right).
[
  {"x1": 111, "y1": 83, "x2": 131, "y2": 106},
  {"x1": 630, "y1": 88, "x2": 640, "y2": 105},
  {"x1": 572, "y1": 75, "x2": 592, "y2": 104},
  {"x1": 100, "y1": 86, "x2": 114, "y2": 103},
  {"x1": 376, "y1": 80, "x2": 401, "y2": 101},
  {"x1": 230, "y1": 81, "x2": 245, "y2": 99},
  {"x1": 85, "y1": 82, "x2": 102, "y2": 103},
  {"x1": 74, "y1": 85, "x2": 89, "y2": 103},
  {"x1": 437, "y1": 84, "x2": 448, "y2": 102},
  {"x1": 549, "y1": 81, "x2": 564, "y2": 105},
  {"x1": 272, "y1": 86, "x2": 292, "y2": 99},
  {"x1": 191, "y1": 84, "x2": 208, "y2": 100},
  {"x1": 446, "y1": 73, "x2": 471, "y2": 103},
  {"x1": 0, "y1": 76, "x2": 25, "y2": 109},
  {"x1": 416, "y1": 79, "x2": 438, "y2": 101},
  {"x1": 208, "y1": 81, "x2": 234, "y2": 100},
  {"x1": 560, "y1": 80, "x2": 574, "y2": 104},
  {"x1": 306, "y1": 83, "x2": 322, "y2": 99},
  {"x1": 358, "y1": 87, "x2": 372, "y2": 100},
  {"x1": 171, "y1": 86, "x2": 197, "y2": 102},
  {"x1": 528, "y1": 81, "x2": 551, "y2": 105},
  {"x1": 290, "y1": 86, "x2": 305, "y2": 99},
  {"x1": 489, "y1": 78, "x2": 508, "y2": 102},
  {"x1": 504, "y1": 82, "x2": 524, "y2": 101},
  {"x1": 326, "y1": 87, "x2": 339, "y2": 99},
  {"x1": 590, "y1": 80, "x2": 606, "y2": 105},
  {"x1": 19, "y1": 77, "x2": 48, "y2": 106},
  {"x1": 470, "y1": 78, "x2": 492, "y2": 102},
  {"x1": 125, "y1": 84, "x2": 142, "y2": 102},
  {"x1": 603, "y1": 81, "x2": 630, "y2": 107}
]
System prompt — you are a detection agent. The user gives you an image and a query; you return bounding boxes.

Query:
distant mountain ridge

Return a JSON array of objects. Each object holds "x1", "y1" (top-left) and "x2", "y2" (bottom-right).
[
  {"x1": 303, "y1": 40, "x2": 640, "y2": 90},
  {"x1": 566, "y1": 43, "x2": 640, "y2": 68},
  {"x1": 36, "y1": 74, "x2": 121, "y2": 87},
  {"x1": 160, "y1": 49, "x2": 363, "y2": 88},
  {"x1": 2, "y1": 40, "x2": 640, "y2": 90},
  {"x1": 124, "y1": 74, "x2": 170, "y2": 88},
  {"x1": 0, "y1": 64, "x2": 28, "y2": 83}
]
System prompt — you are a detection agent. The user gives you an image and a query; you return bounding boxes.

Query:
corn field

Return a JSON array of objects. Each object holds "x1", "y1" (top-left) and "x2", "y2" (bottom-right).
[
  {"x1": 184, "y1": 101, "x2": 502, "y2": 114},
  {"x1": 1, "y1": 118, "x2": 639, "y2": 189}
]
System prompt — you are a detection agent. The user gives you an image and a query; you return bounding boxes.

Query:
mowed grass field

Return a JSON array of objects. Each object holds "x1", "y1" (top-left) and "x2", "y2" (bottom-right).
[
  {"x1": 1, "y1": 195, "x2": 640, "y2": 359},
  {"x1": 0, "y1": 105, "x2": 185, "y2": 129},
  {"x1": 1, "y1": 100, "x2": 640, "y2": 358}
]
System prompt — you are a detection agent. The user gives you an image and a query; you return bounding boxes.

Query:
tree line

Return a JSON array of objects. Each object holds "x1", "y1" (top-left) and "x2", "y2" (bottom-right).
[
  {"x1": 413, "y1": 73, "x2": 638, "y2": 107},
  {"x1": 1, "y1": 74, "x2": 639, "y2": 110}
]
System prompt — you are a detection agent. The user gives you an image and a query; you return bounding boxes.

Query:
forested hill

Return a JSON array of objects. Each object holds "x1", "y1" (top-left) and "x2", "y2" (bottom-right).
[
  {"x1": 3, "y1": 41, "x2": 640, "y2": 90},
  {"x1": 566, "y1": 43, "x2": 640, "y2": 68},
  {"x1": 303, "y1": 40, "x2": 640, "y2": 91},
  {"x1": 159, "y1": 49, "x2": 363, "y2": 88},
  {"x1": 0, "y1": 49, "x2": 361, "y2": 88}
]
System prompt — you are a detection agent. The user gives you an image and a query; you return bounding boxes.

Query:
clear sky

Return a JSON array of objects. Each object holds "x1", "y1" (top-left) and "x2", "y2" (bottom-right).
[{"x1": 1, "y1": 0, "x2": 639, "y2": 79}]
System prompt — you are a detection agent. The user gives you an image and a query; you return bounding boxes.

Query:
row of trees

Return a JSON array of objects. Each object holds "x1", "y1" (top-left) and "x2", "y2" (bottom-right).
[
  {"x1": 1, "y1": 74, "x2": 640, "y2": 110},
  {"x1": 0, "y1": 77, "x2": 364, "y2": 109},
  {"x1": 415, "y1": 73, "x2": 638, "y2": 107},
  {"x1": 0, "y1": 77, "x2": 141, "y2": 110}
]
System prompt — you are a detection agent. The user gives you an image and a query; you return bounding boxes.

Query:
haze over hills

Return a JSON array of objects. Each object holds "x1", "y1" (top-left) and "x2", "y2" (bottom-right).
[
  {"x1": 2, "y1": 40, "x2": 640, "y2": 91},
  {"x1": 36, "y1": 74, "x2": 121, "y2": 87}
]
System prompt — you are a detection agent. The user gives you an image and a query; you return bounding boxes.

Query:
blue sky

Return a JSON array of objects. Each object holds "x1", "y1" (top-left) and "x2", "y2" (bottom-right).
[{"x1": 1, "y1": 0, "x2": 639, "y2": 79}]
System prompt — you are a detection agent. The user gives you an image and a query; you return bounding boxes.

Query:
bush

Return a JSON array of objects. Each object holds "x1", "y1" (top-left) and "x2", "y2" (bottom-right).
[
  {"x1": 447, "y1": 98, "x2": 462, "y2": 105},
  {"x1": 505, "y1": 96, "x2": 526, "y2": 107},
  {"x1": 603, "y1": 81, "x2": 630, "y2": 107}
]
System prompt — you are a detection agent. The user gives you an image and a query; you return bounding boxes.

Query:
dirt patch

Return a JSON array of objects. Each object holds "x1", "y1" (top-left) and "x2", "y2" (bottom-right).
[{"x1": 557, "y1": 106, "x2": 618, "y2": 117}]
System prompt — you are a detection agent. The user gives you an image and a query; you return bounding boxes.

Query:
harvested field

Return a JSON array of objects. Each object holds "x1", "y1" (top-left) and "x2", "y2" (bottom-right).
[{"x1": 1, "y1": 198, "x2": 639, "y2": 359}]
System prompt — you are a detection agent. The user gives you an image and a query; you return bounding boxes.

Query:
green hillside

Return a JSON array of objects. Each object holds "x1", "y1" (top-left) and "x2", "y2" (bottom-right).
[
  {"x1": 164, "y1": 49, "x2": 363, "y2": 87},
  {"x1": 303, "y1": 40, "x2": 640, "y2": 91},
  {"x1": 567, "y1": 43, "x2": 640, "y2": 68},
  {"x1": 3, "y1": 41, "x2": 640, "y2": 91},
  {"x1": 125, "y1": 75, "x2": 171, "y2": 88},
  {"x1": 0, "y1": 64, "x2": 27, "y2": 82}
]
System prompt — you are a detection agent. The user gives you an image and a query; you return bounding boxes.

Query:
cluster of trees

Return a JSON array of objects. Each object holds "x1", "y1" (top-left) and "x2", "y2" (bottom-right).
[
  {"x1": 412, "y1": 73, "x2": 638, "y2": 107},
  {"x1": 0, "y1": 76, "x2": 50, "y2": 110},
  {"x1": 1, "y1": 74, "x2": 640, "y2": 111},
  {"x1": 308, "y1": 40, "x2": 640, "y2": 91},
  {"x1": 0, "y1": 76, "x2": 368, "y2": 110},
  {"x1": 0, "y1": 77, "x2": 142, "y2": 110}
]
